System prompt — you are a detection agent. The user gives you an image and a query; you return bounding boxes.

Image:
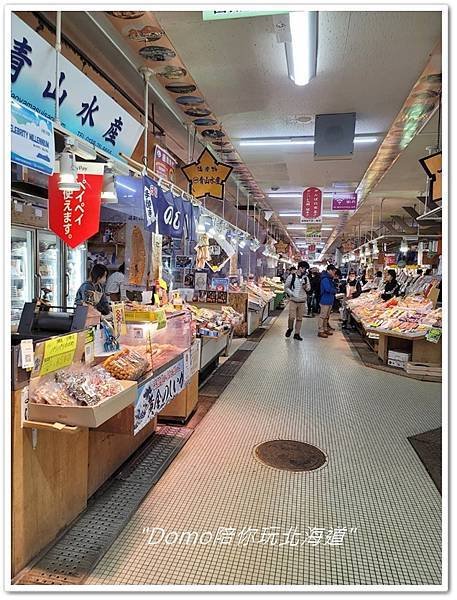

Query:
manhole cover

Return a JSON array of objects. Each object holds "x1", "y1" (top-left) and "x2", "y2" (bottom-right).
[{"x1": 254, "y1": 440, "x2": 327, "y2": 472}]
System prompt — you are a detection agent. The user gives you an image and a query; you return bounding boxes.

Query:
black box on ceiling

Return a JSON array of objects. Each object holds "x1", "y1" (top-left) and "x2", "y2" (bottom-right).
[{"x1": 314, "y1": 113, "x2": 356, "y2": 160}]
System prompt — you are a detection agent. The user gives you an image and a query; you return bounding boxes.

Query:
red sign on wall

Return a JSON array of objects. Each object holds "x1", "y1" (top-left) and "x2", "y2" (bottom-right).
[
  {"x1": 301, "y1": 187, "x2": 322, "y2": 223},
  {"x1": 154, "y1": 145, "x2": 177, "y2": 182},
  {"x1": 307, "y1": 244, "x2": 316, "y2": 253},
  {"x1": 48, "y1": 162, "x2": 104, "y2": 248}
]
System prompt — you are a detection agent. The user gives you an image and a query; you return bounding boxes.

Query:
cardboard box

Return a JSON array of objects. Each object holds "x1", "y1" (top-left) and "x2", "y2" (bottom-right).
[{"x1": 28, "y1": 380, "x2": 137, "y2": 428}]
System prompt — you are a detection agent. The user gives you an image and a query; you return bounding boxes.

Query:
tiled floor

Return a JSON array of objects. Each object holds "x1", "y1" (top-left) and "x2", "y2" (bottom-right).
[{"x1": 87, "y1": 311, "x2": 442, "y2": 587}]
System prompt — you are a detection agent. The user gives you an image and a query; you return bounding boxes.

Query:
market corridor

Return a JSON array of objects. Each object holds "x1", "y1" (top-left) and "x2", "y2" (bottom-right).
[{"x1": 87, "y1": 310, "x2": 442, "y2": 587}]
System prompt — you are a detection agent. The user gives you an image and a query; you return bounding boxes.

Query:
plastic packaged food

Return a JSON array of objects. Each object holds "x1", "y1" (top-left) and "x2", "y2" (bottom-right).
[{"x1": 103, "y1": 348, "x2": 150, "y2": 380}]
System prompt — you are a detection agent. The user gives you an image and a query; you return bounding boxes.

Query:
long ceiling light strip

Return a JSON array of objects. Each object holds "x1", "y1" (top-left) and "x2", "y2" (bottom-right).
[{"x1": 239, "y1": 136, "x2": 379, "y2": 147}]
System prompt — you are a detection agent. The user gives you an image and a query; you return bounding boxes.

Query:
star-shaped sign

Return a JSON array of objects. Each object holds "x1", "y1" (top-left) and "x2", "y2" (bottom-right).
[
  {"x1": 182, "y1": 147, "x2": 233, "y2": 200},
  {"x1": 419, "y1": 151, "x2": 442, "y2": 203}
]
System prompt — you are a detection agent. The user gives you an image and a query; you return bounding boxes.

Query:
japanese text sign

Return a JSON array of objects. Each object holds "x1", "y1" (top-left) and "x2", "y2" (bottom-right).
[
  {"x1": 11, "y1": 99, "x2": 54, "y2": 175},
  {"x1": 134, "y1": 358, "x2": 185, "y2": 435},
  {"x1": 154, "y1": 145, "x2": 177, "y2": 182},
  {"x1": 39, "y1": 333, "x2": 78, "y2": 376},
  {"x1": 331, "y1": 193, "x2": 358, "y2": 211},
  {"x1": 11, "y1": 14, "x2": 144, "y2": 159},
  {"x1": 301, "y1": 187, "x2": 322, "y2": 223},
  {"x1": 48, "y1": 162, "x2": 104, "y2": 248},
  {"x1": 182, "y1": 148, "x2": 232, "y2": 200}
]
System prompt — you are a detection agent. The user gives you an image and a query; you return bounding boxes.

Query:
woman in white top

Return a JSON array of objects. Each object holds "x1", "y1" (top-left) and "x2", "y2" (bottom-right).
[{"x1": 105, "y1": 263, "x2": 125, "y2": 301}]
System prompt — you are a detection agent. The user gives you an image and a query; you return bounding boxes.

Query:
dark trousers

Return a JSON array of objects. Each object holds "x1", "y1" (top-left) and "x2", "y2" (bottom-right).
[{"x1": 307, "y1": 292, "x2": 320, "y2": 315}]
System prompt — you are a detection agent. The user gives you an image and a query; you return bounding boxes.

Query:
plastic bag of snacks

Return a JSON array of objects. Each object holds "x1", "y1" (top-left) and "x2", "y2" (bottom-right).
[
  {"x1": 102, "y1": 348, "x2": 150, "y2": 380},
  {"x1": 31, "y1": 365, "x2": 124, "y2": 407}
]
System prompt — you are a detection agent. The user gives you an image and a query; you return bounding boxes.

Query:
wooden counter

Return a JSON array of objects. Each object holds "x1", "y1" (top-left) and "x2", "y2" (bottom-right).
[{"x1": 368, "y1": 329, "x2": 442, "y2": 364}]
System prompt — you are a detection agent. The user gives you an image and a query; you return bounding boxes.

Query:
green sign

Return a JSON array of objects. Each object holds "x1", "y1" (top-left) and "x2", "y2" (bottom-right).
[{"x1": 203, "y1": 10, "x2": 287, "y2": 21}]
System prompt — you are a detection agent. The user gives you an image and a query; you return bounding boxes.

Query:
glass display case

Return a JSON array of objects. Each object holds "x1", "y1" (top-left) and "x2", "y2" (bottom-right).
[
  {"x1": 119, "y1": 311, "x2": 193, "y2": 373},
  {"x1": 37, "y1": 231, "x2": 61, "y2": 305},
  {"x1": 11, "y1": 227, "x2": 34, "y2": 324},
  {"x1": 65, "y1": 244, "x2": 87, "y2": 308}
]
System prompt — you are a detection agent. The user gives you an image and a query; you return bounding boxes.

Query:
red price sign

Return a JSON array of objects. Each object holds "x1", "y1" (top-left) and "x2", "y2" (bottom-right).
[
  {"x1": 49, "y1": 163, "x2": 104, "y2": 248},
  {"x1": 301, "y1": 187, "x2": 322, "y2": 223}
]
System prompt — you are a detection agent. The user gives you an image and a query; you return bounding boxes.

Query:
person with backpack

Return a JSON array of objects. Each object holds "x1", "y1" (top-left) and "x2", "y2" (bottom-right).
[{"x1": 284, "y1": 261, "x2": 311, "y2": 340}]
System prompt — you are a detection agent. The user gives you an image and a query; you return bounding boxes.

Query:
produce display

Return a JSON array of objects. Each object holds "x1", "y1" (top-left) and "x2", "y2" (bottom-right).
[
  {"x1": 31, "y1": 366, "x2": 124, "y2": 407},
  {"x1": 347, "y1": 292, "x2": 441, "y2": 337}
]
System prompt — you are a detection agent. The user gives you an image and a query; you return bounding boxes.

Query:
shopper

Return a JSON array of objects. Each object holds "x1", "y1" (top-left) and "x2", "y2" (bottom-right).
[
  {"x1": 309, "y1": 268, "x2": 321, "y2": 315},
  {"x1": 318, "y1": 264, "x2": 337, "y2": 338},
  {"x1": 105, "y1": 263, "x2": 125, "y2": 301},
  {"x1": 284, "y1": 261, "x2": 310, "y2": 340},
  {"x1": 380, "y1": 269, "x2": 400, "y2": 301},
  {"x1": 341, "y1": 270, "x2": 362, "y2": 329},
  {"x1": 75, "y1": 264, "x2": 110, "y2": 315}
]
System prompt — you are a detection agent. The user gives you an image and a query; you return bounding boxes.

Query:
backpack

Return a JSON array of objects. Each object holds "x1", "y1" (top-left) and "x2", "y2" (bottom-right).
[{"x1": 290, "y1": 273, "x2": 311, "y2": 294}]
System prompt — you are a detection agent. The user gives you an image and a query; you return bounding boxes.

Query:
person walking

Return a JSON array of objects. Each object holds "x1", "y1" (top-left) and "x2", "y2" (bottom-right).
[
  {"x1": 284, "y1": 261, "x2": 311, "y2": 340},
  {"x1": 318, "y1": 264, "x2": 337, "y2": 338}
]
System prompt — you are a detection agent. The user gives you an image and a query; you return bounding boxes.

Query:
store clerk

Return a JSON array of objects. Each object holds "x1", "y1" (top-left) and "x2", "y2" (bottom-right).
[
  {"x1": 75, "y1": 264, "x2": 111, "y2": 316},
  {"x1": 380, "y1": 269, "x2": 400, "y2": 301}
]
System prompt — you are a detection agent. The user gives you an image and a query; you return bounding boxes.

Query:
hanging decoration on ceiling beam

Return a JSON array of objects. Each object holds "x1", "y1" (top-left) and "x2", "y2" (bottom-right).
[
  {"x1": 182, "y1": 147, "x2": 232, "y2": 201},
  {"x1": 419, "y1": 151, "x2": 442, "y2": 204}
]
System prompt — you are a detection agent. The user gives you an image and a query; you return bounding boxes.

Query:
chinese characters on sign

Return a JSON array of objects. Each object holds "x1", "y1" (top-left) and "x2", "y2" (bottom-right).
[
  {"x1": 11, "y1": 14, "x2": 143, "y2": 159},
  {"x1": 301, "y1": 187, "x2": 322, "y2": 223},
  {"x1": 331, "y1": 192, "x2": 358, "y2": 211},
  {"x1": 154, "y1": 145, "x2": 177, "y2": 182},
  {"x1": 182, "y1": 148, "x2": 233, "y2": 200},
  {"x1": 304, "y1": 225, "x2": 322, "y2": 244},
  {"x1": 48, "y1": 162, "x2": 104, "y2": 248},
  {"x1": 142, "y1": 526, "x2": 358, "y2": 546}
]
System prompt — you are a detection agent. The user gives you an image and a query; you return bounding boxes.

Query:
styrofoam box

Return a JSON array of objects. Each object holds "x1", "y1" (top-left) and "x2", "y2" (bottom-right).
[
  {"x1": 388, "y1": 358, "x2": 408, "y2": 370},
  {"x1": 388, "y1": 350, "x2": 411, "y2": 361}
]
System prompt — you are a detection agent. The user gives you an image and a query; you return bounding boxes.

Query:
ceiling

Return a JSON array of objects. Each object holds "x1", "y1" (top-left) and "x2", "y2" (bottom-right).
[{"x1": 156, "y1": 10, "x2": 442, "y2": 246}]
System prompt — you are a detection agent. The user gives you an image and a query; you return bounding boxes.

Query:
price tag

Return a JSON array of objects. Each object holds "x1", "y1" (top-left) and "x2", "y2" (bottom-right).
[
  {"x1": 84, "y1": 342, "x2": 95, "y2": 365},
  {"x1": 156, "y1": 309, "x2": 167, "y2": 330},
  {"x1": 40, "y1": 333, "x2": 78, "y2": 375},
  {"x1": 154, "y1": 293, "x2": 160, "y2": 306},
  {"x1": 20, "y1": 339, "x2": 34, "y2": 370}
]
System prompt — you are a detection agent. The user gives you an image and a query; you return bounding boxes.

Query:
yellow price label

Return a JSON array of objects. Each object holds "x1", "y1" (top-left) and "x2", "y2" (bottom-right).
[
  {"x1": 156, "y1": 309, "x2": 167, "y2": 330},
  {"x1": 40, "y1": 333, "x2": 78, "y2": 375}
]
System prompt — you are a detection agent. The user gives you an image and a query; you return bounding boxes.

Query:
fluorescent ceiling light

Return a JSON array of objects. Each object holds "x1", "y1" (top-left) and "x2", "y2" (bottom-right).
[
  {"x1": 239, "y1": 135, "x2": 378, "y2": 147},
  {"x1": 321, "y1": 227, "x2": 333, "y2": 230},
  {"x1": 239, "y1": 139, "x2": 314, "y2": 147},
  {"x1": 322, "y1": 214, "x2": 339, "y2": 218},
  {"x1": 286, "y1": 12, "x2": 318, "y2": 86},
  {"x1": 287, "y1": 225, "x2": 306, "y2": 230}
]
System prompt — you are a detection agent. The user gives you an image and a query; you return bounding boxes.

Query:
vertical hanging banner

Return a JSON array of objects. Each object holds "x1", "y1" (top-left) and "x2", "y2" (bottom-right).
[
  {"x1": 11, "y1": 99, "x2": 54, "y2": 175},
  {"x1": 157, "y1": 189, "x2": 184, "y2": 239},
  {"x1": 151, "y1": 233, "x2": 163, "y2": 281},
  {"x1": 142, "y1": 175, "x2": 159, "y2": 231},
  {"x1": 301, "y1": 187, "x2": 322, "y2": 223},
  {"x1": 331, "y1": 192, "x2": 358, "y2": 211},
  {"x1": 48, "y1": 162, "x2": 104, "y2": 248},
  {"x1": 153, "y1": 145, "x2": 177, "y2": 182}
]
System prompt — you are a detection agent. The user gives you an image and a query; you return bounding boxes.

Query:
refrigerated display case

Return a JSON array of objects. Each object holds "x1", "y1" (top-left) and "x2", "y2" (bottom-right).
[
  {"x1": 65, "y1": 244, "x2": 87, "y2": 308},
  {"x1": 11, "y1": 227, "x2": 34, "y2": 324},
  {"x1": 37, "y1": 231, "x2": 62, "y2": 306}
]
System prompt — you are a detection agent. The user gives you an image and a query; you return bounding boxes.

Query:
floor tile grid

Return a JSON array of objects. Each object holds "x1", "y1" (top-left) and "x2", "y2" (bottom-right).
[{"x1": 87, "y1": 311, "x2": 441, "y2": 586}]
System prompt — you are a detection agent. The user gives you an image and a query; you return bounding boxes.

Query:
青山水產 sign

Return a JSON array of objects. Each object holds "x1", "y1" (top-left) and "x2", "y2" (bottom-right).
[
  {"x1": 11, "y1": 99, "x2": 54, "y2": 175},
  {"x1": 11, "y1": 14, "x2": 144, "y2": 159}
]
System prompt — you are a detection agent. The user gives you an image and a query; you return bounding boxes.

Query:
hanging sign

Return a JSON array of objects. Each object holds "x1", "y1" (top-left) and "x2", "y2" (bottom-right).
[
  {"x1": 134, "y1": 358, "x2": 186, "y2": 435},
  {"x1": 301, "y1": 187, "x2": 322, "y2": 223},
  {"x1": 157, "y1": 190, "x2": 184, "y2": 238},
  {"x1": 48, "y1": 162, "x2": 104, "y2": 248},
  {"x1": 151, "y1": 233, "x2": 163, "y2": 281},
  {"x1": 11, "y1": 14, "x2": 144, "y2": 159},
  {"x1": 182, "y1": 147, "x2": 233, "y2": 200},
  {"x1": 153, "y1": 145, "x2": 177, "y2": 182},
  {"x1": 142, "y1": 175, "x2": 159, "y2": 230},
  {"x1": 304, "y1": 224, "x2": 322, "y2": 244},
  {"x1": 331, "y1": 192, "x2": 358, "y2": 211},
  {"x1": 112, "y1": 303, "x2": 127, "y2": 337},
  {"x1": 11, "y1": 99, "x2": 54, "y2": 175},
  {"x1": 307, "y1": 244, "x2": 316, "y2": 253},
  {"x1": 275, "y1": 241, "x2": 289, "y2": 255},
  {"x1": 419, "y1": 151, "x2": 442, "y2": 203}
]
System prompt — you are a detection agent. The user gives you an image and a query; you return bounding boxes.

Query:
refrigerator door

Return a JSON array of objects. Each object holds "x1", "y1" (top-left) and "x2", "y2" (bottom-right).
[
  {"x1": 64, "y1": 244, "x2": 87, "y2": 308},
  {"x1": 11, "y1": 227, "x2": 34, "y2": 324},
  {"x1": 37, "y1": 231, "x2": 62, "y2": 306}
]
